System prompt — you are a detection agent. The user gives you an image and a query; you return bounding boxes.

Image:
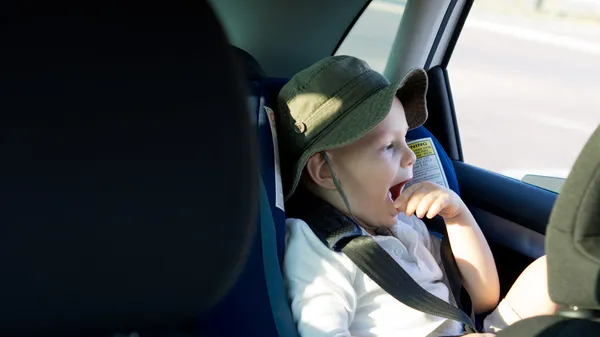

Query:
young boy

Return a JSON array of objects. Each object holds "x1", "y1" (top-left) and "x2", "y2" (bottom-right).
[{"x1": 275, "y1": 55, "x2": 557, "y2": 336}]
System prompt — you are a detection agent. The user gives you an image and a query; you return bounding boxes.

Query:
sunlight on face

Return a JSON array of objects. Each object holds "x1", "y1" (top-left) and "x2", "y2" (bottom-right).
[{"x1": 327, "y1": 97, "x2": 416, "y2": 229}]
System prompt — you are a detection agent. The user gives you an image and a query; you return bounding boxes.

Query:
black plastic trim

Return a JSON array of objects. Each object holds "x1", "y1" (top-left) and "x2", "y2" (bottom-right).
[
  {"x1": 442, "y1": 67, "x2": 464, "y2": 161},
  {"x1": 441, "y1": 0, "x2": 474, "y2": 68},
  {"x1": 424, "y1": 66, "x2": 462, "y2": 161},
  {"x1": 454, "y1": 161, "x2": 557, "y2": 235},
  {"x1": 425, "y1": 0, "x2": 458, "y2": 69}
]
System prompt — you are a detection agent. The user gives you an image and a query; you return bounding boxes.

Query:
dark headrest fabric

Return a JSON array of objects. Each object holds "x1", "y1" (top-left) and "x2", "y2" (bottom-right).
[
  {"x1": 0, "y1": 1, "x2": 256, "y2": 336},
  {"x1": 232, "y1": 46, "x2": 266, "y2": 80},
  {"x1": 546, "y1": 126, "x2": 600, "y2": 308}
]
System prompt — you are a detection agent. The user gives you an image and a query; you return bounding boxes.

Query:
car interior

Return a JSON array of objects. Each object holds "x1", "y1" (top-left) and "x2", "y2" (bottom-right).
[{"x1": 1, "y1": 0, "x2": 598, "y2": 337}]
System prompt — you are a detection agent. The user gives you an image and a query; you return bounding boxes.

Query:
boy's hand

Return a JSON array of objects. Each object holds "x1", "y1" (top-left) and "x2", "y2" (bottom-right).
[
  {"x1": 397, "y1": 182, "x2": 501, "y2": 314},
  {"x1": 394, "y1": 181, "x2": 466, "y2": 220}
]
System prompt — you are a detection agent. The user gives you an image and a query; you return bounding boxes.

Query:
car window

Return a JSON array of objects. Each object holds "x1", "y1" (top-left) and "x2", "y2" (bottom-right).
[
  {"x1": 335, "y1": 0, "x2": 406, "y2": 73},
  {"x1": 448, "y1": 0, "x2": 600, "y2": 191}
]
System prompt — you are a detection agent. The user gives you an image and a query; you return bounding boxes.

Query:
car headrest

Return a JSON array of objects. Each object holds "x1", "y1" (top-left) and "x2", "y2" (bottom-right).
[
  {"x1": 546, "y1": 125, "x2": 600, "y2": 309},
  {"x1": 231, "y1": 46, "x2": 266, "y2": 80},
  {"x1": 0, "y1": 1, "x2": 256, "y2": 336}
]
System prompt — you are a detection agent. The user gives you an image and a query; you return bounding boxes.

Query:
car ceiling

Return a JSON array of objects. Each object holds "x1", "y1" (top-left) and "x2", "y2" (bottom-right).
[{"x1": 210, "y1": 0, "x2": 369, "y2": 78}]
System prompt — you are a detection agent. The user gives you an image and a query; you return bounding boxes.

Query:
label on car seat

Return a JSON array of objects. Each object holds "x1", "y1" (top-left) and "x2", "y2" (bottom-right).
[
  {"x1": 405, "y1": 138, "x2": 449, "y2": 189},
  {"x1": 264, "y1": 106, "x2": 285, "y2": 211}
]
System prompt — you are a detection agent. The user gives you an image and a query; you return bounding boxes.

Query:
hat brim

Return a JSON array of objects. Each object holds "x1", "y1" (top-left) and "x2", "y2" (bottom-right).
[{"x1": 285, "y1": 68, "x2": 428, "y2": 200}]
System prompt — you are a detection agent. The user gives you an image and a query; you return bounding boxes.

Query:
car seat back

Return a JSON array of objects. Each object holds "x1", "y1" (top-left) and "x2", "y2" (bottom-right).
[
  {"x1": 0, "y1": 2, "x2": 255, "y2": 336},
  {"x1": 406, "y1": 127, "x2": 461, "y2": 195}
]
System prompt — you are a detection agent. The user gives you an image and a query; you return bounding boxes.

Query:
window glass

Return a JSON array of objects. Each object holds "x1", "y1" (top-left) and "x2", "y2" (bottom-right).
[
  {"x1": 335, "y1": 0, "x2": 406, "y2": 73},
  {"x1": 448, "y1": 0, "x2": 600, "y2": 187}
]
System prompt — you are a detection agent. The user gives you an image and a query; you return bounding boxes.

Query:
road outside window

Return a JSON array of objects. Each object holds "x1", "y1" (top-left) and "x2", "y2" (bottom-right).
[
  {"x1": 336, "y1": 0, "x2": 600, "y2": 193},
  {"x1": 448, "y1": 0, "x2": 600, "y2": 192}
]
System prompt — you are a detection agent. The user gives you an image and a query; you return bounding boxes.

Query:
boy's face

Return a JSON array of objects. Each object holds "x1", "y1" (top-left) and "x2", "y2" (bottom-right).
[{"x1": 322, "y1": 97, "x2": 416, "y2": 229}]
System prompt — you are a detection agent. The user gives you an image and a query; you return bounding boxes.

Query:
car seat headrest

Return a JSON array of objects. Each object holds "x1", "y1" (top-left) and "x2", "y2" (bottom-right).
[
  {"x1": 0, "y1": 1, "x2": 256, "y2": 336},
  {"x1": 546, "y1": 125, "x2": 600, "y2": 309},
  {"x1": 231, "y1": 46, "x2": 266, "y2": 80}
]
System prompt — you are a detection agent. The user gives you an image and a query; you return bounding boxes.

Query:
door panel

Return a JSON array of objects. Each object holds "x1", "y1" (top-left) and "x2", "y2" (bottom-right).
[
  {"x1": 469, "y1": 206, "x2": 545, "y2": 260},
  {"x1": 454, "y1": 161, "x2": 557, "y2": 236}
]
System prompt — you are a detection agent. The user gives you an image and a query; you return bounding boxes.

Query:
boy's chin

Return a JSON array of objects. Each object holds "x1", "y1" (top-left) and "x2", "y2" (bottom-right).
[{"x1": 379, "y1": 214, "x2": 399, "y2": 228}]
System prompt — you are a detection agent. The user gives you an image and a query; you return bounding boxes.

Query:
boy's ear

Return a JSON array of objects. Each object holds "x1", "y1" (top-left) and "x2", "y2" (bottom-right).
[{"x1": 305, "y1": 152, "x2": 336, "y2": 190}]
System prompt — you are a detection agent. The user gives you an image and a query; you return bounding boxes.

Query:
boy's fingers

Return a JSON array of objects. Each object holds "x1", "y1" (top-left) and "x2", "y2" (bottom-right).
[
  {"x1": 404, "y1": 187, "x2": 429, "y2": 217},
  {"x1": 426, "y1": 194, "x2": 447, "y2": 219},
  {"x1": 394, "y1": 183, "x2": 422, "y2": 210},
  {"x1": 415, "y1": 192, "x2": 439, "y2": 218}
]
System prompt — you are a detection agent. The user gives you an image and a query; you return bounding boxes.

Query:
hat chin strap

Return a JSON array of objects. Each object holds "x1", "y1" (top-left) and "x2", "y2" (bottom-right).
[{"x1": 321, "y1": 151, "x2": 379, "y2": 232}]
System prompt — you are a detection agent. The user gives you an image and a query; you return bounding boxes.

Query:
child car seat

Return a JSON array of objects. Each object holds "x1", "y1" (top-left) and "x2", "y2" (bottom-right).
[{"x1": 200, "y1": 49, "x2": 468, "y2": 336}]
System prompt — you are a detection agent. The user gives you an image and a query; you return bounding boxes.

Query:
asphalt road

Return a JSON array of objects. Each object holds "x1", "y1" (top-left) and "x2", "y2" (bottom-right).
[{"x1": 338, "y1": 4, "x2": 600, "y2": 179}]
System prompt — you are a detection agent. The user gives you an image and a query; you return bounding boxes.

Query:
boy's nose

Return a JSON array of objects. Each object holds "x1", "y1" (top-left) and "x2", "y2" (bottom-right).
[{"x1": 400, "y1": 144, "x2": 416, "y2": 168}]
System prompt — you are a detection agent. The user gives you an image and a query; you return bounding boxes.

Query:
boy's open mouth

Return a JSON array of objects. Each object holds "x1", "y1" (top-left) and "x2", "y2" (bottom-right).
[{"x1": 389, "y1": 181, "x2": 408, "y2": 201}]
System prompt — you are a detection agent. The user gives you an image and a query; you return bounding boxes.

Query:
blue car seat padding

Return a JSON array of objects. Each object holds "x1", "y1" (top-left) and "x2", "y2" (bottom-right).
[{"x1": 198, "y1": 80, "x2": 296, "y2": 337}]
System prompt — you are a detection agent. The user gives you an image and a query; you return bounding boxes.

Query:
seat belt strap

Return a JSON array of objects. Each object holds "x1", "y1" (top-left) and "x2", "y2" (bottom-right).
[
  {"x1": 341, "y1": 235, "x2": 477, "y2": 333},
  {"x1": 259, "y1": 177, "x2": 300, "y2": 337},
  {"x1": 424, "y1": 216, "x2": 475, "y2": 325}
]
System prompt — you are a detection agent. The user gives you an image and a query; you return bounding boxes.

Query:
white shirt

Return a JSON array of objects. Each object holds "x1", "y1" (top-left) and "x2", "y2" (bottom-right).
[{"x1": 283, "y1": 213, "x2": 464, "y2": 337}]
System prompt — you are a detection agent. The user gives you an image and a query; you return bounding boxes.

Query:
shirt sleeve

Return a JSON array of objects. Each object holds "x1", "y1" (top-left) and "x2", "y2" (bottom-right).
[{"x1": 283, "y1": 218, "x2": 358, "y2": 337}]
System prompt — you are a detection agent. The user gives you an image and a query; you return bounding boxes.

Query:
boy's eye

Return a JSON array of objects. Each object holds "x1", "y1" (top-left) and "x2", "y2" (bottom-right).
[{"x1": 384, "y1": 143, "x2": 395, "y2": 151}]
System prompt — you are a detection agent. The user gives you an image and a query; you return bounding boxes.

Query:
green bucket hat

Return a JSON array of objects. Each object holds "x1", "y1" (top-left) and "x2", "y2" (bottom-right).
[{"x1": 276, "y1": 55, "x2": 428, "y2": 201}]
